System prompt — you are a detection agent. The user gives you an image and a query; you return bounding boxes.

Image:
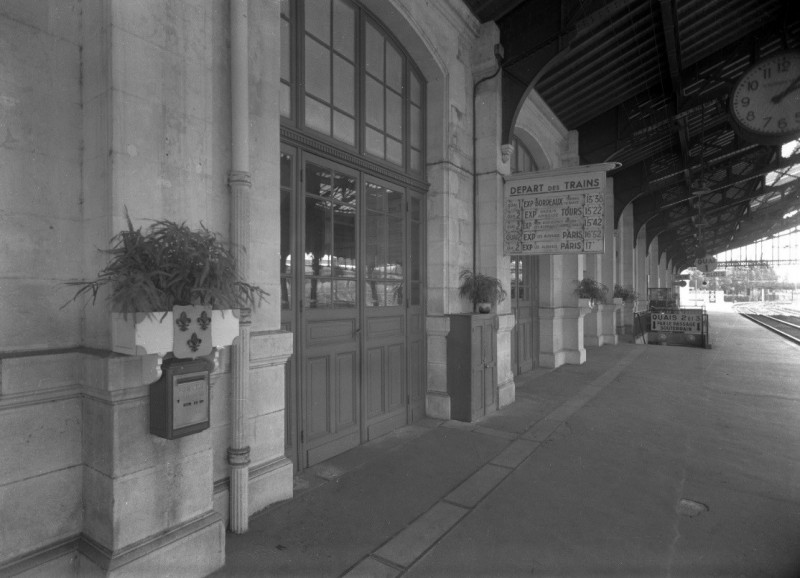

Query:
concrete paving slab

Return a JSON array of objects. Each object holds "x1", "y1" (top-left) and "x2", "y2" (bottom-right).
[
  {"x1": 373, "y1": 502, "x2": 468, "y2": 568},
  {"x1": 341, "y1": 556, "x2": 400, "y2": 578},
  {"x1": 490, "y1": 439, "x2": 540, "y2": 469},
  {"x1": 472, "y1": 426, "x2": 519, "y2": 440},
  {"x1": 404, "y1": 313, "x2": 800, "y2": 577},
  {"x1": 444, "y1": 464, "x2": 511, "y2": 508},
  {"x1": 217, "y1": 311, "x2": 800, "y2": 577}
]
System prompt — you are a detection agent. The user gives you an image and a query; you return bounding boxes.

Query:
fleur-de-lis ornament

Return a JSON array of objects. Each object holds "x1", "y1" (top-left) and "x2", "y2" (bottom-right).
[
  {"x1": 187, "y1": 332, "x2": 203, "y2": 352},
  {"x1": 176, "y1": 311, "x2": 192, "y2": 332},
  {"x1": 197, "y1": 310, "x2": 212, "y2": 330},
  {"x1": 172, "y1": 305, "x2": 213, "y2": 359}
]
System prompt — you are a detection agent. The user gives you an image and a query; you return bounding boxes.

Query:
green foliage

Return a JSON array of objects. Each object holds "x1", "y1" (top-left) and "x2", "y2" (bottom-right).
[
  {"x1": 64, "y1": 212, "x2": 268, "y2": 315},
  {"x1": 613, "y1": 284, "x2": 638, "y2": 303},
  {"x1": 574, "y1": 278, "x2": 608, "y2": 303},
  {"x1": 458, "y1": 269, "x2": 507, "y2": 306}
]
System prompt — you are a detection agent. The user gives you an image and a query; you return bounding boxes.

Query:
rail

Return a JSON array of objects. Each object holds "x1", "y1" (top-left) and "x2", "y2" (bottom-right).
[{"x1": 736, "y1": 304, "x2": 800, "y2": 347}]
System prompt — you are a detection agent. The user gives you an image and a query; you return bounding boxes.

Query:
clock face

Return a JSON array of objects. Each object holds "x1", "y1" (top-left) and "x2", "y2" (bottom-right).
[{"x1": 730, "y1": 51, "x2": 800, "y2": 144}]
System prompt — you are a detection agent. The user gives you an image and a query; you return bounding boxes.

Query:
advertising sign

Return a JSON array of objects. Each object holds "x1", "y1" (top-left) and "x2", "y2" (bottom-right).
[{"x1": 503, "y1": 163, "x2": 617, "y2": 256}]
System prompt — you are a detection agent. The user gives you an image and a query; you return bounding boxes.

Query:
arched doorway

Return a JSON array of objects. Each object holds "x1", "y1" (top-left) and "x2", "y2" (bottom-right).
[{"x1": 279, "y1": 0, "x2": 427, "y2": 469}]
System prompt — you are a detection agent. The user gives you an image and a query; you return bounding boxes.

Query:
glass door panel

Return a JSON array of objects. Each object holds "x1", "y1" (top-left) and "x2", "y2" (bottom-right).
[
  {"x1": 363, "y1": 178, "x2": 407, "y2": 440},
  {"x1": 300, "y1": 156, "x2": 361, "y2": 466}
]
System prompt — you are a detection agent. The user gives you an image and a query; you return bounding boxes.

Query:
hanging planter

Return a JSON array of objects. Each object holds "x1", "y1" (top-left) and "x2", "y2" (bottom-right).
[
  {"x1": 111, "y1": 307, "x2": 240, "y2": 357},
  {"x1": 573, "y1": 278, "x2": 608, "y2": 309},
  {"x1": 65, "y1": 212, "x2": 267, "y2": 358}
]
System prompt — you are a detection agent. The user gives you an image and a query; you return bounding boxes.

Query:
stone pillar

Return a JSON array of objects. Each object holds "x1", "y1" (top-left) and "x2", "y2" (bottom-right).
[
  {"x1": 473, "y1": 22, "x2": 514, "y2": 407},
  {"x1": 588, "y1": 176, "x2": 618, "y2": 346},
  {"x1": 583, "y1": 250, "x2": 603, "y2": 347},
  {"x1": 660, "y1": 252, "x2": 671, "y2": 295},
  {"x1": 424, "y1": 30, "x2": 475, "y2": 418},
  {"x1": 635, "y1": 225, "x2": 649, "y2": 313},
  {"x1": 80, "y1": 355, "x2": 225, "y2": 576},
  {"x1": 617, "y1": 203, "x2": 636, "y2": 336},
  {"x1": 243, "y1": 0, "x2": 295, "y2": 521},
  {"x1": 537, "y1": 131, "x2": 585, "y2": 366},
  {"x1": 649, "y1": 237, "x2": 660, "y2": 289},
  {"x1": 538, "y1": 253, "x2": 586, "y2": 367}
]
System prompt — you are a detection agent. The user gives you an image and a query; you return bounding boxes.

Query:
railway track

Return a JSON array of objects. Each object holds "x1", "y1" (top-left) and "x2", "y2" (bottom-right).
[{"x1": 735, "y1": 302, "x2": 800, "y2": 346}]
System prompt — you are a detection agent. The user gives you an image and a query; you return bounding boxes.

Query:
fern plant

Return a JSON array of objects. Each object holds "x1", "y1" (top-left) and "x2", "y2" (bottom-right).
[
  {"x1": 65, "y1": 213, "x2": 268, "y2": 316},
  {"x1": 573, "y1": 278, "x2": 608, "y2": 304},
  {"x1": 613, "y1": 284, "x2": 638, "y2": 303},
  {"x1": 458, "y1": 269, "x2": 507, "y2": 312}
]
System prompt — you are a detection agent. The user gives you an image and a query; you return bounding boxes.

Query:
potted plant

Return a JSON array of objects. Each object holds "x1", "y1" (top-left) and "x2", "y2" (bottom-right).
[
  {"x1": 573, "y1": 278, "x2": 608, "y2": 308},
  {"x1": 458, "y1": 269, "x2": 507, "y2": 314},
  {"x1": 64, "y1": 212, "x2": 268, "y2": 358},
  {"x1": 613, "y1": 284, "x2": 637, "y2": 305}
]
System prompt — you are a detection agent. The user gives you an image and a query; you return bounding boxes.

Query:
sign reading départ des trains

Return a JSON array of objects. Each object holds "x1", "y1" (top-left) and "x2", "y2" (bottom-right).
[{"x1": 503, "y1": 163, "x2": 617, "y2": 256}]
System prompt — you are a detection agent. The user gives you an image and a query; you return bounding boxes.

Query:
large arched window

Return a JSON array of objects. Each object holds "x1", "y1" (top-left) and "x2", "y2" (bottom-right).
[{"x1": 280, "y1": 0, "x2": 425, "y2": 175}]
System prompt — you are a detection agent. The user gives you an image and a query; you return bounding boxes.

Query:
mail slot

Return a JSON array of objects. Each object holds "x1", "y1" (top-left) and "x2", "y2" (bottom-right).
[{"x1": 150, "y1": 357, "x2": 213, "y2": 439}]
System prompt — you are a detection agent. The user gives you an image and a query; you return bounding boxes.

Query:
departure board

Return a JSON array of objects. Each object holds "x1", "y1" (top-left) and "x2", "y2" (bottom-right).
[{"x1": 503, "y1": 165, "x2": 614, "y2": 256}]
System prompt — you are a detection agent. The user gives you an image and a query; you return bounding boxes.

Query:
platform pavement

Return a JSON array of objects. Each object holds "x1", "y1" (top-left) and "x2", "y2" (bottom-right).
[{"x1": 214, "y1": 310, "x2": 800, "y2": 577}]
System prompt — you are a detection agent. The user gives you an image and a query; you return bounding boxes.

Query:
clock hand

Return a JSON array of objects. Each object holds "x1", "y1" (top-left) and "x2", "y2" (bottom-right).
[{"x1": 772, "y1": 75, "x2": 800, "y2": 103}]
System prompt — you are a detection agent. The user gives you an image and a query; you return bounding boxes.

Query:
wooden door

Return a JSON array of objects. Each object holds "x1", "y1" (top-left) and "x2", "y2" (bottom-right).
[
  {"x1": 280, "y1": 147, "x2": 299, "y2": 468},
  {"x1": 511, "y1": 256, "x2": 535, "y2": 375},
  {"x1": 406, "y1": 194, "x2": 426, "y2": 422},
  {"x1": 300, "y1": 156, "x2": 361, "y2": 466},
  {"x1": 363, "y1": 178, "x2": 407, "y2": 440},
  {"x1": 481, "y1": 317, "x2": 497, "y2": 415}
]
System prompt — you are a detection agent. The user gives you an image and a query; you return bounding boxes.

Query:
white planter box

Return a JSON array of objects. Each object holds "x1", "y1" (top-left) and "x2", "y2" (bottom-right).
[
  {"x1": 111, "y1": 309, "x2": 240, "y2": 356},
  {"x1": 578, "y1": 298, "x2": 595, "y2": 316}
]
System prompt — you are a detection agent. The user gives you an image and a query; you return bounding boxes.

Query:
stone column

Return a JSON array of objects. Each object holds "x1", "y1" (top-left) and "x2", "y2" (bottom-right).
[
  {"x1": 588, "y1": 176, "x2": 618, "y2": 346},
  {"x1": 538, "y1": 132, "x2": 585, "y2": 366},
  {"x1": 583, "y1": 250, "x2": 603, "y2": 347},
  {"x1": 649, "y1": 237, "x2": 660, "y2": 289},
  {"x1": 635, "y1": 225, "x2": 649, "y2": 313},
  {"x1": 80, "y1": 355, "x2": 225, "y2": 576},
  {"x1": 617, "y1": 203, "x2": 635, "y2": 336},
  {"x1": 538, "y1": 253, "x2": 586, "y2": 367},
  {"x1": 424, "y1": 51, "x2": 473, "y2": 418},
  {"x1": 473, "y1": 22, "x2": 514, "y2": 407}
]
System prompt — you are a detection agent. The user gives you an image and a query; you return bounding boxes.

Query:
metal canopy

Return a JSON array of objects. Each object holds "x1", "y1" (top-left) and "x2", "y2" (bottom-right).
[{"x1": 463, "y1": 0, "x2": 800, "y2": 270}]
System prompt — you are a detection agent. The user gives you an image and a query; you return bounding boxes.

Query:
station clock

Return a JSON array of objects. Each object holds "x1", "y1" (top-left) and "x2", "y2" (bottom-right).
[{"x1": 729, "y1": 50, "x2": 800, "y2": 145}]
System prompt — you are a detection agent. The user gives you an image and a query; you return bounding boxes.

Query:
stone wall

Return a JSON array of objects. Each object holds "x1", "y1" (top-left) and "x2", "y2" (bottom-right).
[{"x1": 0, "y1": 3, "x2": 85, "y2": 572}]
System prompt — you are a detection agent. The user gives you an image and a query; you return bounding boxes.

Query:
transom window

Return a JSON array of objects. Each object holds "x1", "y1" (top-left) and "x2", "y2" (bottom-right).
[
  {"x1": 511, "y1": 136, "x2": 537, "y2": 173},
  {"x1": 280, "y1": 0, "x2": 425, "y2": 175}
]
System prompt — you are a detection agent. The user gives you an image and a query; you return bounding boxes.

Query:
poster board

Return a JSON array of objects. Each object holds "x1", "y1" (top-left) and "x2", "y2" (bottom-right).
[{"x1": 503, "y1": 163, "x2": 618, "y2": 255}]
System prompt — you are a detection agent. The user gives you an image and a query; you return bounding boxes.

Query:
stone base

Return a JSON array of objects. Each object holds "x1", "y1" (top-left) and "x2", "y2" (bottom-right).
[
  {"x1": 584, "y1": 335, "x2": 602, "y2": 347},
  {"x1": 248, "y1": 457, "x2": 294, "y2": 516},
  {"x1": 563, "y1": 348, "x2": 587, "y2": 365},
  {"x1": 539, "y1": 351, "x2": 566, "y2": 369},
  {"x1": 78, "y1": 512, "x2": 224, "y2": 577},
  {"x1": 213, "y1": 456, "x2": 294, "y2": 526},
  {"x1": 586, "y1": 334, "x2": 619, "y2": 347},
  {"x1": 497, "y1": 378, "x2": 515, "y2": 408},
  {"x1": 426, "y1": 391, "x2": 451, "y2": 420},
  {"x1": 1, "y1": 536, "x2": 80, "y2": 577}
]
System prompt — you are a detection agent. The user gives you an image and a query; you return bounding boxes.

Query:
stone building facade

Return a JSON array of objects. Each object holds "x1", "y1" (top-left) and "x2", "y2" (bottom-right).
[{"x1": 0, "y1": 1, "x2": 669, "y2": 575}]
